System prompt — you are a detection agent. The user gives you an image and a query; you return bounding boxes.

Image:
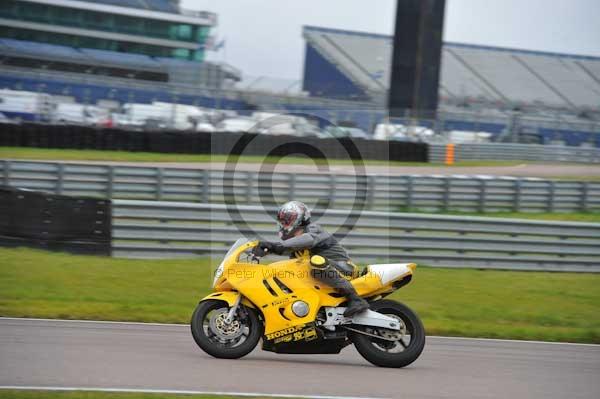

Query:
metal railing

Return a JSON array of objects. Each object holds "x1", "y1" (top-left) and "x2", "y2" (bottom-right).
[
  {"x1": 429, "y1": 143, "x2": 600, "y2": 163},
  {"x1": 111, "y1": 200, "x2": 600, "y2": 272},
  {"x1": 2, "y1": 160, "x2": 599, "y2": 213}
]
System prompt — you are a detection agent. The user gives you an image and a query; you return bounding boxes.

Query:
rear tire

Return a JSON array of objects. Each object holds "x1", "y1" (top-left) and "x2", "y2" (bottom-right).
[
  {"x1": 351, "y1": 300, "x2": 425, "y2": 368},
  {"x1": 191, "y1": 299, "x2": 263, "y2": 359}
]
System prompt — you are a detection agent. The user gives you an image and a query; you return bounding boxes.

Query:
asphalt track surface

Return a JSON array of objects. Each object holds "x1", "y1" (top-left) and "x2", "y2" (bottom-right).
[{"x1": 1, "y1": 318, "x2": 599, "y2": 399}]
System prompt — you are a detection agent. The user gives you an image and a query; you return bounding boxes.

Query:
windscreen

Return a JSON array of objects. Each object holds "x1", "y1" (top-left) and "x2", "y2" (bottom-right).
[
  {"x1": 224, "y1": 238, "x2": 250, "y2": 262},
  {"x1": 213, "y1": 238, "x2": 250, "y2": 287}
]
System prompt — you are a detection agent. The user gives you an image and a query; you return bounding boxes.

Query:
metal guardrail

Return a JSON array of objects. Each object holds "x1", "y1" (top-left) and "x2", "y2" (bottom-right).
[
  {"x1": 2, "y1": 160, "x2": 599, "y2": 212},
  {"x1": 429, "y1": 143, "x2": 600, "y2": 164},
  {"x1": 111, "y1": 200, "x2": 600, "y2": 272}
]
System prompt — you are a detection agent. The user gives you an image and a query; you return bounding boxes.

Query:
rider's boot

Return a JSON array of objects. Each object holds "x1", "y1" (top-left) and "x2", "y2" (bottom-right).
[{"x1": 337, "y1": 278, "x2": 370, "y2": 317}]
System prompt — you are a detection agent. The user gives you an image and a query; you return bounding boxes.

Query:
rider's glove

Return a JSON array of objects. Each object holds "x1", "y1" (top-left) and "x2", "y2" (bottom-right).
[
  {"x1": 252, "y1": 245, "x2": 268, "y2": 257},
  {"x1": 257, "y1": 241, "x2": 285, "y2": 255}
]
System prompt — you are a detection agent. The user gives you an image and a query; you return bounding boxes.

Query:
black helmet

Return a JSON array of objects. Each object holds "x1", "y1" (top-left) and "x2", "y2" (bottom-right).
[{"x1": 277, "y1": 201, "x2": 311, "y2": 240}]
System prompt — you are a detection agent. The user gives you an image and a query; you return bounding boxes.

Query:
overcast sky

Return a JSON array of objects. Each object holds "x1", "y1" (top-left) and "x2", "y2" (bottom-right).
[{"x1": 182, "y1": 0, "x2": 600, "y2": 80}]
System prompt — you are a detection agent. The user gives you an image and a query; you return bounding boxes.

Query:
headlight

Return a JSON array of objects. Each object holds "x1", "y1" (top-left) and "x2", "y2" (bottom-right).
[{"x1": 291, "y1": 301, "x2": 310, "y2": 317}]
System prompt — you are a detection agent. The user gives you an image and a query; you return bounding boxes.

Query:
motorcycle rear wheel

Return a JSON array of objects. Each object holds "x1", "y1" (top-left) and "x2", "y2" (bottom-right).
[
  {"x1": 350, "y1": 299, "x2": 425, "y2": 368},
  {"x1": 191, "y1": 299, "x2": 263, "y2": 359}
]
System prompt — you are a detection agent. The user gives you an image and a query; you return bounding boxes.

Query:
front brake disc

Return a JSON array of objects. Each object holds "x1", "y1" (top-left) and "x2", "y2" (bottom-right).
[{"x1": 208, "y1": 309, "x2": 244, "y2": 340}]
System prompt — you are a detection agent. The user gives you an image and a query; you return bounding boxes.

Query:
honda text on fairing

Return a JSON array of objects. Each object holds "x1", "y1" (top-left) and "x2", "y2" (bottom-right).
[{"x1": 190, "y1": 239, "x2": 425, "y2": 368}]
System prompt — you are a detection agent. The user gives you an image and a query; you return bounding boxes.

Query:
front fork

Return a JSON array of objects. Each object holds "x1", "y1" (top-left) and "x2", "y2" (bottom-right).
[{"x1": 224, "y1": 293, "x2": 242, "y2": 324}]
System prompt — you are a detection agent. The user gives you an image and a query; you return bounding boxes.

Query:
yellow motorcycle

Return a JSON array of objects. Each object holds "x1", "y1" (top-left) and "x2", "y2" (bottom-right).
[{"x1": 191, "y1": 239, "x2": 425, "y2": 368}]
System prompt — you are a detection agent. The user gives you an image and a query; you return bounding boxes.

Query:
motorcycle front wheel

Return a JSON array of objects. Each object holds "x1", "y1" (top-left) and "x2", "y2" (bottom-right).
[
  {"x1": 191, "y1": 299, "x2": 263, "y2": 359},
  {"x1": 350, "y1": 299, "x2": 425, "y2": 368}
]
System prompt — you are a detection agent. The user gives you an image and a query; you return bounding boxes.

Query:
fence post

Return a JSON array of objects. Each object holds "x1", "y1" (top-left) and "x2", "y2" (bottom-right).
[
  {"x1": 580, "y1": 182, "x2": 589, "y2": 212},
  {"x1": 3, "y1": 160, "x2": 11, "y2": 186},
  {"x1": 56, "y1": 163, "x2": 64, "y2": 195},
  {"x1": 547, "y1": 180, "x2": 555, "y2": 212},
  {"x1": 406, "y1": 175, "x2": 414, "y2": 210},
  {"x1": 329, "y1": 174, "x2": 336, "y2": 208},
  {"x1": 478, "y1": 178, "x2": 486, "y2": 213},
  {"x1": 288, "y1": 173, "x2": 296, "y2": 202},
  {"x1": 513, "y1": 179, "x2": 522, "y2": 212},
  {"x1": 445, "y1": 144, "x2": 455, "y2": 165},
  {"x1": 202, "y1": 169, "x2": 209, "y2": 203},
  {"x1": 156, "y1": 168, "x2": 163, "y2": 201},
  {"x1": 367, "y1": 175, "x2": 376, "y2": 210},
  {"x1": 106, "y1": 165, "x2": 115, "y2": 198},
  {"x1": 442, "y1": 177, "x2": 451, "y2": 211},
  {"x1": 246, "y1": 171, "x2": 254, "y2": 204}
]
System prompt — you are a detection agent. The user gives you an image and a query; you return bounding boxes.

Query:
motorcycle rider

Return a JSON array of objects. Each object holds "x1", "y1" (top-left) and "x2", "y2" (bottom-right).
[{"x1": 254, "y1": 201, "x2": 369, "y2": 317}]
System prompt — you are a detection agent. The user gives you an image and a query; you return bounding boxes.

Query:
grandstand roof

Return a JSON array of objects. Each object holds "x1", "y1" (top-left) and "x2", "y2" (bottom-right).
[
  {"x1": 93, "y1": 0, "x2": 178, "y2": 14},
  {"x1": 0, "y1": 39, "x2": 163, "y2": 72},
  {"x1": 80, "y1": 48, "x2": 162, "y2": 69},
  {"x1": 23, "y1": 0, "x2": 216, "y2": 25},
  {"x1": 0, "y1": 39, "x2": 84, "y2": 63},
  {"x1": 0, "y1": 38, "x2": 241, "y2": 86},
  {"x1": 303, "y1": 26, "x2": 600, "y2": 110}
]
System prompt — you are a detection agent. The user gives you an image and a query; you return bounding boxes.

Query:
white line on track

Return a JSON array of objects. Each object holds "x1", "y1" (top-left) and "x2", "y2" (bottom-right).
[
  {"x1": 1, "y1": 317, "x2": 599, "y2": 348},
  {"x1": 431, "y1": 335, "x2": 600, "y2": 347},
  {"x1": 0, "y1": 317, "x2": 187, "y2": 328},
  {"x1": 0, "y1": 386, "x2": 384, "y2": 399}
]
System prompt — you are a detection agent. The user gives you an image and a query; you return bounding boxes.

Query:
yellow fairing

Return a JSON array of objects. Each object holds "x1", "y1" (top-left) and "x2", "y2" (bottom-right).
[
  {"x1": 205, "y1": 240, "x2": 414, "y2": 336},
  {"x1": 201, "y1": 291, "x2": 256, "y2": 309}
]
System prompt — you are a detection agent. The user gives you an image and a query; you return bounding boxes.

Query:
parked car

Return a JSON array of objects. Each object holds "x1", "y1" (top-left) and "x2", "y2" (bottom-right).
[
  {"x1": 111, "y1": 113, "x2": 146, "y2": 130},
  {"x1": 446, "y1": 130, "x2": 493, "y2": 143},
  {"x1": 323, "y1": 126, "x2": 369, "y2": 139},
  {"x1": 52, "y1": 103, "x2": 110, "y2": 126},
  {"x1": 215, "y1": 117, "x2": 258, "y2": 132},
  {"x1": 374, "y1": 123, "x2": 435, "y2": 142}
]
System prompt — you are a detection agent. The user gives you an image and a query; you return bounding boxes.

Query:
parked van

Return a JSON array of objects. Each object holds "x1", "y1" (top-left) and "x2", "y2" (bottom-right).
[
  {"x1": 153, "y1": 102, "x2": 210, "y2": 131},
  {"x1": 0, "y1": 89, "x2": 52, "y2": 121},
  {"x1": 119, "y1": 103, "x2": 170, "y2": 129},
  {"x1": 52, "y1": 103, "x2": 110, "y2": 125}
]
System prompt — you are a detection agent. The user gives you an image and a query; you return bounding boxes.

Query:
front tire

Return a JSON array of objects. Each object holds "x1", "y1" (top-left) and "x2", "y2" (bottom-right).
[
  {"x1": 191, "y1": 299, "x2": 263, "y2": 359},
  {"x1": 351, "y1": 300, "x2": 425, "y2": 368}
]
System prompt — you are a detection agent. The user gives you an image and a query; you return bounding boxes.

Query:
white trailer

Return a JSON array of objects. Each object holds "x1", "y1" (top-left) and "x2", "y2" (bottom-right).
[
  {"x1": 152, "y1": 102, "x2": 217, "y2": 131},
  {"x1": 0, "y1": 89, "x2": 52, "y2": 122},
  {"x1": 52, "y1": 103, "x2": 110, "y2": 126},
  {"x1": 117, "y1": 103, "x2": 171, "y2": 129}
]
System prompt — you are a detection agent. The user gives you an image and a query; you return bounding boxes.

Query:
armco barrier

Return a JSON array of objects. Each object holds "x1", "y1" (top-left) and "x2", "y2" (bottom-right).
[
  {"x1": 0, "y1": 123, "x2": 428, "y2": 162},
  {"x1": 111, "y1": 200, "x2": 600, "y2": 272},
  {"x1": 2, "y1": 160, "x2": 599, "y2": 212},
  {"x1": 429, "y1": 143, "x2": 600, "y2": 164},
  {"x1": 0, "y1": 186, "x2": 111, "y2": 255}
]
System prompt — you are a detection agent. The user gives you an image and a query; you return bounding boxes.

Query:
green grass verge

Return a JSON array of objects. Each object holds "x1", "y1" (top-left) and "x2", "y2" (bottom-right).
[
  {"x1": 1, "y1": 248, "x2": 599, "y2": 343},
  {"x1": 0, "y1": 390, "x2": 284, "y2": 399},
  {"x1": 0, "y1": 146, "x2": 524, "y2": 167}
]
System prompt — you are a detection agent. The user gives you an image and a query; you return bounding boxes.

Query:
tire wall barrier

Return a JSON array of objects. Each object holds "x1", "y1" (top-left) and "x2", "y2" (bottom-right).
[
  {"x1": 0, "y1": 123, "x2": 429, "y2": 162},
  {"x1": 0, "y1": 186, "x2": 111, "y2": 255}
]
